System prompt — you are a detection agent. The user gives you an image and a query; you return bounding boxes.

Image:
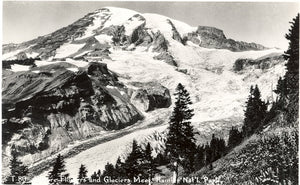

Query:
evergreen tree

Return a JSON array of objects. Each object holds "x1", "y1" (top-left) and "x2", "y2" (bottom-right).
[
  {"x1": 209, "y1": 134, "x2": 226, "y2": 162},
  {"x1": 123, "y1": 140, "x2": 143, "y2": 180},
  {"x1": 142, "y1": 143, "x2": 161, "y2": 180},
  {"x1": 78, "y1": 164, "x2": 89, "y2": 184},
  {"x1": 194, "y1": 145, "x2": 205, "y2": 170},
  {"x1": 284, "y1": 14, "x2": 299, "y2": 96},
  {"x1": 274, "y1": 77, "x2": 287, "y2": 103},
  {"x1": 227, "y1": 127, "x2": 243, "y2": 149},
  {"x1": 5, "y1": 151, "x2": 28, "y2": 184},
  {"x1": 242, "y1": 85, "x2": 267, "y2": 137},
  {"x1": 101, "y1": 162, "x2": 115, "y2": 179},
  {"x1": 165, "y1": 83, "x2": 197, "y2": 182},
  {"x1": 154, "y1": 152, "x2": 169, "y2": 166},
  {"x1": 204, "y1": 143, "x2": 212, "y2": 165},
  {"x1": 273, "y1": 14, "x2": 299, "y2": 124},
  {"x1": 48, "y1": 154, "x2": 71, "y2": 184},
  {"x1": 283, "y1": 14, "x2": 299, "y2": 123},
  {"x1": 115, "y1": 157, "x2": 125, "y2": 178}
]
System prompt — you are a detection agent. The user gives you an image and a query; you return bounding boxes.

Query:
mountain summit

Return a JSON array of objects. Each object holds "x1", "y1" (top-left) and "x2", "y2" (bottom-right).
[{"x1": 3, "y1": 7, "x2": 266, "y2": 61}]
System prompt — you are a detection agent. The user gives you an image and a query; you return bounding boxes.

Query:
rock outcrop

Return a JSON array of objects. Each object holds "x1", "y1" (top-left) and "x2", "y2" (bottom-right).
[
  {"x1": 167, "y1": 19, "x2": 183, "y2": 44},
  {"x1": 187, "y1": 26, "x2": 267, "y2": 51},
  {"x1": 2, "y1": 62, "x2": 143, "y2": 162},
  {"x1": 153, "y1": 52, "x2": 177, "y2": 66},
  {"x1": 233, "y1": 53, "x2": 285, "y2": 72},
  {"x1": 129, "y1": 82, "x2": 171, "y2": 112},
  {"x1": 130, "y1": 24, "x2": 153, "y2": 46},
  {"x1": 152, "y1": 31, "x2": 169, "y2": 53}
]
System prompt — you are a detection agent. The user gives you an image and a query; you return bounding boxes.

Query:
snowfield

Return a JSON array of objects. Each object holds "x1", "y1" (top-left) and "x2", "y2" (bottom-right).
[{"x1": 35, "y1": 58, "x2": 89, "y2": 68}]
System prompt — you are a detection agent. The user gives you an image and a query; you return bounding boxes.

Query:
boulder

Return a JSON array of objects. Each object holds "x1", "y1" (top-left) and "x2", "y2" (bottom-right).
[
  {"x1": 16, "y1": 52, "x2": 28, "y2": 60},
  {"x1": 130, "y1": 82, "x2": 171, "y2": 112}
]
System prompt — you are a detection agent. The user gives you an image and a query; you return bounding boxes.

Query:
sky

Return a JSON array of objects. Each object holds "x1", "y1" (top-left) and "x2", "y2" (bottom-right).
[{"x1": 2, "y1": 1, "x2": 299, "y2": 49}]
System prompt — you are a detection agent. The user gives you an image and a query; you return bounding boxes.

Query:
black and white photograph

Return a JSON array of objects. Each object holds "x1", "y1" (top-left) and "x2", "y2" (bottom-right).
[{"x1": 2, "y1": 1, "x2": 299, "y2": 184}]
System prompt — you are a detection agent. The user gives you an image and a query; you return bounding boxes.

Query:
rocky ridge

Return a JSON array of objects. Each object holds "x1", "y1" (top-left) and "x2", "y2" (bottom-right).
[
  {"x1": 3, "y1": 7, "x2": 267, "y2": 64},
  {"x1": 2, "y1": 61, "x2": 171, "y2": 171}
]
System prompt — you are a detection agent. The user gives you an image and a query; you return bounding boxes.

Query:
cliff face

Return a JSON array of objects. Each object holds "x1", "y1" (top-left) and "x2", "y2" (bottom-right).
[
  {"x1": 2, "y1": 61, "x2": 171, "y2": 164},
  {"x1": 187, "y1": 26, "x2": 267, "y2": 51},
  {"x1": 233, "y1": 53, "x2": 285, "y2": 72}
]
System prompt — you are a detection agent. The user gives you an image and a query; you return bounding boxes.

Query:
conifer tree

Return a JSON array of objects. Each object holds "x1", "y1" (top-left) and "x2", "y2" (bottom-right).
[
  {"x1": 284, "y1": 14, "x2": 299, "y2": 97},
  {"x1": 115, "y1": 157, "x2": 125, "y2": 178},
  {"x1": 48, "y1": 154, "x2": 70, "y2": 184},
  {"x1": 194, "y1": 145, "x2": 205, "y2": 170},
  {"x1": 242, "y1": 85, "x2": 267, "y2": 137},
  {"x1": 165, "y1": 83, "x2": 197, "y2": 183},
  {"x1": 142, "y1": 143, "x2": 161, "y2": 180},
  {"x1": 78, "y1": 164, "x2": 89, "y2": 184},
  {"x1": 97, "y1": 169, "x2": 101, "y2": 178},
  {"x1": 154, "y1": 152, "x2": 169, "y2": 166},
  {"x1": 5, "y1": 151, "x2": 28, "y2": 184},
  {"x1": 282, "y1": 14, "x2": 299, "y2": 123},
  {"x1": 123, "y1": 140, "x2": 143, "y2": 180},
  {"x1": 101, "y1": 162, "x2": 115, "y2": 179},
  {"x1": 227, "y1": 127, "x2": 243, "y2": 149},
  {"x1": 209, "y1": 134, "x2": 226, "y2": 162},
  {"x1": 204, "y1": 143, "x2": 212, "y2": 165},
  {"x1": 274, "y1": 77, "x2": 287, "y2": 103}
]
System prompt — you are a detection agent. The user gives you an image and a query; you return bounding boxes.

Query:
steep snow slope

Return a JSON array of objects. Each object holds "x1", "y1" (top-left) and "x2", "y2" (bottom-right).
[
  {"x1": 143, "y1": 13, "x2": 196, "y2": 37},
  {"x1": 104, "y1": 47, "x2": 284, "y2": 120}
]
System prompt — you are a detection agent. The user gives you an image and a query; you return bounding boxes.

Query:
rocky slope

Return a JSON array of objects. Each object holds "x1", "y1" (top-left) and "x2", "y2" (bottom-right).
[
  {"x1": 2, "y1": 7, "x2": 287, "y2": 184},
  {"x1": 2, "y1": 60, "x2": 171, "y2": 178}
]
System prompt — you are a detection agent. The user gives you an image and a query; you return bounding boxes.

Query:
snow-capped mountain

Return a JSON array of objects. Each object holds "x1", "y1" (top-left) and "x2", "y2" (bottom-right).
[{"x1": 2, "y1": 7, "x2": 286, "y2": 184}]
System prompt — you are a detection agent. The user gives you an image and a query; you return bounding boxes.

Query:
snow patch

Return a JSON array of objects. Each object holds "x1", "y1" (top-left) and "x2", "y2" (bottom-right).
[
  {"x1": 54, "y1": 43, "x2": 85, "y2": 58},
  {"x1": 65, "y1": 58, "x2": 89, "y2": 68},
  {"x1": 35, "y1": 59, "x2": 89, "y2": 68},
  {"x1": 67, "y1": 68, "x2": 79, "y2": 72},
  {"x1": 31, "y1": 70, "x2": 40, "y2": 73},
  {"x1": 10, "y1": 64, "x2": 31, "y2": 72},
  {"x1": 95, "y1": 34, "x2": 113, "y2": 44},
  {"x1": 124, "y1": 15, "x2": 145, "y2": 36}
]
